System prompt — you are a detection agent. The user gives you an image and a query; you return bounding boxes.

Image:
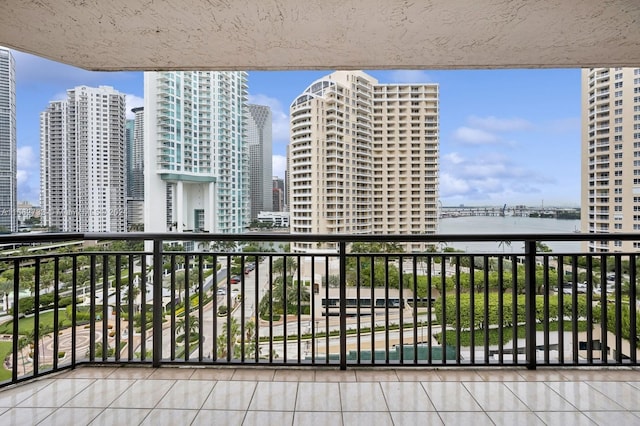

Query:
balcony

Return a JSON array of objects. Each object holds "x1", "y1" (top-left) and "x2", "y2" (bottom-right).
[{"x1": 0, "y1": 232, "x2": 639, "y2": 419}]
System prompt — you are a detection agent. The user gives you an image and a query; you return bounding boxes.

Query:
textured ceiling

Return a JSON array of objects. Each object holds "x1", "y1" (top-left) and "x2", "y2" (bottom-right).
[{"x1": 1, "y1": 0, "x2": 639, "y2": 71}]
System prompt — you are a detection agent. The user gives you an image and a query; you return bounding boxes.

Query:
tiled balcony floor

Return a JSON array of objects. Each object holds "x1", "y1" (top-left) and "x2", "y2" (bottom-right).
[{"x1": 1, "y1": 366, "x2": 640, "y2": 425}]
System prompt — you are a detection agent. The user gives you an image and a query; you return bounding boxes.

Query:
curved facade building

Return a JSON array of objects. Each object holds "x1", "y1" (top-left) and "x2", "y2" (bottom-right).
[
  {"x1": 288, "y1": 71, "x2": 439, "y2": 252},
  {"x1": 581, "y1": 67, "x2": 640, "y2": 252}
]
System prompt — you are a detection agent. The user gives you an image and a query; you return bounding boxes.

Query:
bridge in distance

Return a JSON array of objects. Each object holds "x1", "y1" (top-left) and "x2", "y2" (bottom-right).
[{"x1": 440, "y1": 205, "x2": 580, "y2": 219}]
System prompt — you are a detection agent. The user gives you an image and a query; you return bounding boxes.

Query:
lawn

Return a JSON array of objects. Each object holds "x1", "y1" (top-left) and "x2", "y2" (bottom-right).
[
  {"x1": 0, "y1": 310, "x2": 72, "y2": 335},
  {"x1": 0, "y1": 341, "x2": 12, "y2": 382}
]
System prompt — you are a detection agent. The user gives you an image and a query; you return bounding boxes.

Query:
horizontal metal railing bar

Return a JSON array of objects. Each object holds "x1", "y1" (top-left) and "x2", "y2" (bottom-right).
[{"x1": 0, "y1": 232, "x2": 639, "y2": 244}]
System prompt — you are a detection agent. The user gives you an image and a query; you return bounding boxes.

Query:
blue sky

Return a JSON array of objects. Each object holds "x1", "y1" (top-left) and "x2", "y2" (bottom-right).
[{"x1": 12, "y1": 50, "x2": 582, "y2": 207}]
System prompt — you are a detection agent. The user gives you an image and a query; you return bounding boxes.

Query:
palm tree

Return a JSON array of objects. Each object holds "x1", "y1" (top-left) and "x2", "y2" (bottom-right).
[
  {"x1": 498, "y1": 240, "x2": 512, "y2": 253},
  {"x1": 176, "y1": 315, "x2": 200, "y2": 347},
  {"x1": 216, "y1": 317, "x2": 241, "y2": 358},
  {"x1": 37, "y1": 324, "x2": 53, "y2": 361},
  {"x1": 0, "y1": 276, "x2": 12, "y2": 312},
  {"x1": 17, "y1": 335, "x2": 30, "y2": 374}
]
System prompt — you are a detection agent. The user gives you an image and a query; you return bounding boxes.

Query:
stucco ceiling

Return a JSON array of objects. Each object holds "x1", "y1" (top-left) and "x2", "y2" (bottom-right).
[{"x1": 1, "y1": 0, "x2": 639, "y2": 71}]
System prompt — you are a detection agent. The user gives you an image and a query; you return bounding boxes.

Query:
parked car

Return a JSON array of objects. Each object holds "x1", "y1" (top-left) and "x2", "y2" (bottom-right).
[
  {"x1": 217, "y1": 288, "x2": 226, "y2": 295},
  {"x1": 230, "y1": 275, "x2": 241, "y2": 284}
]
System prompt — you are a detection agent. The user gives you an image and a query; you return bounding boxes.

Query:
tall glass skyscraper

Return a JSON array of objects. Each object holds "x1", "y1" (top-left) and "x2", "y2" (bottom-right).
[
  {"x1": 144, "y1": 71, "x2": 249, "y2": 234},
  {"x1": 125, "y1": 107, "x2": 144, "y2": 230},
  {"x1": 247, "y1": 104, "x2": 272, "y2": 219},
  {"x1": 0, "y1": 48, "x2": 16, "y2": 233}
]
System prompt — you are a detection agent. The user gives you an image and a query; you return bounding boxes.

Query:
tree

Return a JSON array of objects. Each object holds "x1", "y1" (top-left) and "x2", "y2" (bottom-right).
[
  {"x1": 536, "y1": 242, "x2": 552, "y2": 253},
  {"x1": 17, "y1": 335, "x2": 30, "y2": 374},
  {"x1": 272, "y1": 257, "x2": 298, "y2": 279},
  {"x1": 37, "y1": 324, "x2": 53, "y2": 361},
  {"x1": 175, "y1": 315, "x2": 199, "y2": 346},
  {"x1": 216, "y1": 317, "x2": 258, "y2": 359},
  {"x1": 498, "y1": 240, "x2": 512, "y2": 253},
  {"x1": 0, "y1": 275, "x2": 12, "y2": 312}
]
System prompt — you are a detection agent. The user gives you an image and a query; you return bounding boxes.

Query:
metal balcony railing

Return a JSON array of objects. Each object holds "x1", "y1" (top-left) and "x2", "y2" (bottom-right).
[{"x1": 0, "y1": 232, "x2": 639, "y2": 388}]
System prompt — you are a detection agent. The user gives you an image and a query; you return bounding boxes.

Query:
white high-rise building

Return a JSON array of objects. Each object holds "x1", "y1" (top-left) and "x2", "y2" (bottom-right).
[
  {"x1": 288, "y1": 71, "x2": 439, "y2": 252},
  {"x1": 0, "y1": 48, "x2": 16, "y2": 233},
  {"x1": 581, "y1": 67, "x2": 640, "y2": 252},
  {"x1": 247, "y1": 104, "x2": 273, "y2": 219},
  {"x1": 40, "y1": 86, "x2": 126, "y2": 232},
  {"x1": 144, "y1": 71, "x2": 249, "y2": 234}
]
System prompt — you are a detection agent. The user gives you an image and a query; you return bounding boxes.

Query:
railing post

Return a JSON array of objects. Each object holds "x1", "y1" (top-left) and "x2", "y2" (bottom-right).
[
  {"x1": 152, "y1": 239, "x2": 163, "y2": 367},
  {"x1": 339, "y1": 241, "x2": 347, "y2": 370},
  {"x1": 524, "y1": 240, "x2": 537, "y2": 370}
]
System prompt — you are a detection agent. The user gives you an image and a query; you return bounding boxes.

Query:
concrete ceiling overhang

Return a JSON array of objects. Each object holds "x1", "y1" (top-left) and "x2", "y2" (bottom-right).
[{"x1": 1, "y1": 0, "x2": 639, "y2": 71}]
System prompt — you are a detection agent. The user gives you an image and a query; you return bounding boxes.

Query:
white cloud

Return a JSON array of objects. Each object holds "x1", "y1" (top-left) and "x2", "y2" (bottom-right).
[
  {"x1": 125, "y1": 94, "x2": 144, "y2": 119},
  {"x1": 387, "y1": 70, "x2": 432, "y2": 83},
  {"x1": 468, "y1": 115, "x2": 533, "y2": 132},
  {"x1": 16, "y1": 169, "x2": 28, "y2": 186},
  {"x1": 52, "y1": 92, "x2": 68, "y2": 101},
  {"x1": 453, "y1": 127, "x2": 499, "y2": 145},
  {"x1": 439, "y1": 151, "x2": 551, "y2": 204},
  {"x1": 272, "y1": 154, "x2": 287, "y2": 178},
  {"x1": 439, "y1": 172, "x2": 471, "y2": 196},
  {"x1": 17, "y1": 146, "x2": 35, "y2": 168},
  {"x1": 16, "y1": 146, "x2": 40, "y2": 203},
  {"x1": 249, "y1": 94, "x2": 289, "y2": 145},
  {"x1": 443, "y1": 152, "x2": 465, "y2": 165}
]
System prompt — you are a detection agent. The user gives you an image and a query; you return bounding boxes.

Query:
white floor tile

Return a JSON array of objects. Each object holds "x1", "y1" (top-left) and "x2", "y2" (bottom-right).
[
  {"x1": 504, "y1": 382, "x2": 577, "y2": 411},
  {"x1": 546, "y1": 381, "x2": 625, "y2": 411},
  {"x1": 139, "y1": 408, "x2": 199, "y2": 425},
  {"x1": 200, "y1": 381, "x2": 257, "y2": 411},
  {"x1": 339, "y1": 382, "x2": 388, "y2": 412},
  {"x1": 380, "y1": 381, "x2": 435, "y2": 411},
  {"x1": 248, "y1": 381, "x2": 298, "y2": 411},
  {"x1": 155, "y1": 379, "x2": 215, "y2": 410},
  {"x1": 16, "y1": 379, "x2": 95, "y2": 408},
  {"x1": 109, "y1": 379, "x2": 174, "y2": 409},
  {"x1": 421, "y1": 382, "x2": 483, "y2": 412},
  {"x1": 296, "y1": 382, "x2": 342, "y2": 411},
  {"x1": 89, "y1": 408, "x2": 151, "y2": 426},
  {"x1": 191, "y1": 409, "x2": 246, "y2": 426},
  {"x1": 342, "y1": 411, "x2": 394, "y2": 426},
  {"x1": 464, "y1": 381, "x2": 529, "y2": 411},
  {"x1": 242, "y1": 410, "x2": 294, "y2": 426},
  {"x1": 64, "y1": 379, "x2": 135, "y2": 408},
  {"x1": 37, "y1": 407, "x2": 104, "y2": 426}
]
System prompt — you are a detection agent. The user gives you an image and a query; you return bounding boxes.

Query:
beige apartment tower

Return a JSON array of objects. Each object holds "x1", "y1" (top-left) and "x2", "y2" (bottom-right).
[
  {"x1": 288, "y1": 71, "x2": 439, "y2": 252},
  {"x1": 581, "y1": 68, "x2": 640, "y2": 252}
]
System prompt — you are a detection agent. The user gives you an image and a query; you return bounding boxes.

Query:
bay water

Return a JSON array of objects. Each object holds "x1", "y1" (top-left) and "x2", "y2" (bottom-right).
[{"x1": 437, "y1": 216, "x2": 581, "y2": 254}]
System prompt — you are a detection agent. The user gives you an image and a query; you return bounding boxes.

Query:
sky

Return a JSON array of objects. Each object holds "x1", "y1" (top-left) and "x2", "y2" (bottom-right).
[{"x1": 11, "y1": 49, "x2": 582, "y2": 208}]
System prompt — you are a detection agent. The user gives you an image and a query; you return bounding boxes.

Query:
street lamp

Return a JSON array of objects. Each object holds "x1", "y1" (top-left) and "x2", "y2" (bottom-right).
[{"x1": 315, "y1": 320, "x2": 320, "y2": 358}]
